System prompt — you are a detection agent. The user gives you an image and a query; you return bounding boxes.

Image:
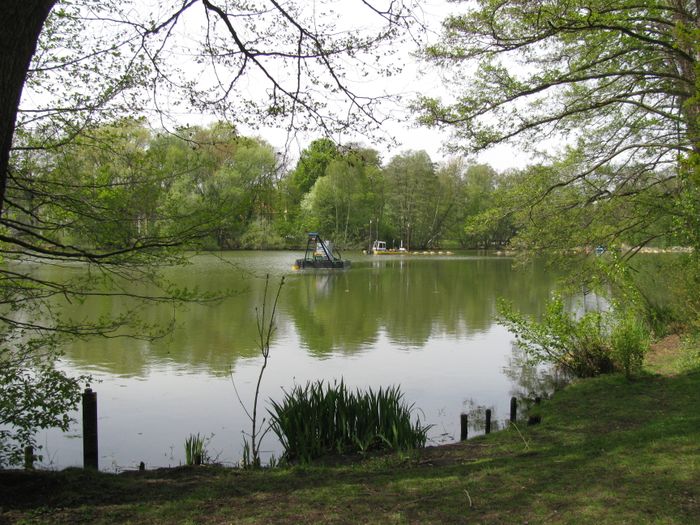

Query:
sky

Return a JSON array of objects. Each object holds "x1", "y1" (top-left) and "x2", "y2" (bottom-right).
[
  {"x1": 153, "y1": 0, "x2": 533, "y2": 171},
  {"x1": 21, "y1": 0, "x2": 531, "y2": 172}
]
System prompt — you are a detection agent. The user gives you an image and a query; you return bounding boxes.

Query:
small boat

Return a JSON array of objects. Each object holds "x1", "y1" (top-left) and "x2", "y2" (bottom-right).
[
  {"x1": 370, "y1": 239, "x2": 405, "y2": 255},
  {"x1": 293, "y1": 233, "x2": 351, "y2": 270}
]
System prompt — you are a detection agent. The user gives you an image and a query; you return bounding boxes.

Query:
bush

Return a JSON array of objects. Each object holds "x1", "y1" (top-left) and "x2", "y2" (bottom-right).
[
  {"x1": 498, "y1": 296, "x2": 614, "y2": 378},
  {"x1": 268, "y1": 380, "x2": 430, "y2": 463},
  {"x1": 611, "y1": 313, "x2": 650, "y2": 379},
  {"x1": 498, "y1": 296, "x2": 650, "y2": 379}
]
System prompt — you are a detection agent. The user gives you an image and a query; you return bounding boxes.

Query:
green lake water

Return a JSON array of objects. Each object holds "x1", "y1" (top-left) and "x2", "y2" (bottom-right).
[{"x1": 36, "y1": 251, "x2": 568, "y2": 470}]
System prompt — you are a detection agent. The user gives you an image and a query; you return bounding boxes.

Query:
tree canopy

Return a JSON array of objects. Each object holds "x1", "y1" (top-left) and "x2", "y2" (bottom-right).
[{"x1": 418, "y1": 0, "x2": 698, "y2": 256}]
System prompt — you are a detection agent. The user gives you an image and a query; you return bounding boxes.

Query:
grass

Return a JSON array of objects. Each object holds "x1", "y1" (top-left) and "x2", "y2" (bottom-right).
[{"x1": 1, "y1": 336, "x2": 699, "y2": 524}]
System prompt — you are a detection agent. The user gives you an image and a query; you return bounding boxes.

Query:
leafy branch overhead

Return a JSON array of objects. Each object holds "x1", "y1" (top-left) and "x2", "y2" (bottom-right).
[
  {"x1": 420, "y1": 1, "x2": 692, "y2": 155},
  {"x1": 418, "y1": 0, "x2": 700, "y2": 259},
  {"x1": 18, "y1": 0, "x2": 421, "y2": 156}
]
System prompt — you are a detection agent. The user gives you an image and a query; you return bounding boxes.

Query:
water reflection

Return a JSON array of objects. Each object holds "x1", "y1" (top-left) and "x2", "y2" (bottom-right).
[
  {"x1": 31, "y1": 252, "x2": 563, "y2": 376},
  {"x1": 28, "y1": 252, "x2": 571, "y2": 469},
  {"x1": 503, "y1": 343, "x2": 570, "y2": 402},
  {"x1": 460, "y1": 399, "x2": 502, "y2": 434}
]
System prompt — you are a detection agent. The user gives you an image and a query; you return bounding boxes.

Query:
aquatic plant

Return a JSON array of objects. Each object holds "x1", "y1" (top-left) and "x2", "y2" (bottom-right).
[
  {"x1": 184, "y1": 433, "x2": 208, "y2": 465},
  {"x1": 268, "y1": 380, "x2": 430, "y2": 463}
]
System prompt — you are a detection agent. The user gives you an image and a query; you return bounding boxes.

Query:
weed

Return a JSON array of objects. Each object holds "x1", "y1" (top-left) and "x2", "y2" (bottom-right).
[{"x1": 232, "y1": 274, "x2": 285, "y2": 468}]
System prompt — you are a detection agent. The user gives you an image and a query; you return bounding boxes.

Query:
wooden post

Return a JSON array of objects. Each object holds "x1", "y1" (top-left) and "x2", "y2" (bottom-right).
[
  {"x1": 510, "y1": 397, "x2": 517, "y2": 422},
  {"x1": 460, "y1": 413, "x2": 468, "y2": 441},
  {"x1": 528, "y1": 396, "x2": 542, "y2": 425},
  {"x1": 485, "y1": 409, "x2": 492, "y2": 434},
  {"x1": 82, "y1": 388, "x2": 98, "y2": 470},
  {"x1": 527, "y1": 414, "x2": 542, "y2": 426},
  {"x1": 24, "y1": 445, "x2": 34, "y2": 470}
]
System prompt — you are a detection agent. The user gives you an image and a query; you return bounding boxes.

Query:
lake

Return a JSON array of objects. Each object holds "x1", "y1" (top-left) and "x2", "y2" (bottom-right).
[{"x1": 36, "y1": 251, "x2": 567, "y2": 471}]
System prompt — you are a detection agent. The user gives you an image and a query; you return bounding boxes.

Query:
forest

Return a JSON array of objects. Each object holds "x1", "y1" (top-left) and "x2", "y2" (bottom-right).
[
  {"x1": 12, "y1": 118, "x2": 516, "y2": 251},
  {"x1": 12, "y1": 117, "x2": 680, "y2": 254}
]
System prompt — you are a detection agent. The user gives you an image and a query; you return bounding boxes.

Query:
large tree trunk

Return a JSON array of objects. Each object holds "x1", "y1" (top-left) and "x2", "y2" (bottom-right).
[{"x1": 0, "y1": 0, "x2": 55, "y2": 218}]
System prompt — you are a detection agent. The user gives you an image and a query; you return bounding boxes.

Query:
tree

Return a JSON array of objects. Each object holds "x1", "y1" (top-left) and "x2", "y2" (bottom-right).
[
  {"x1": 0, "y1": 0, "x2": 420, "y2": 465},
  {"x1": 418, "y1": 0, "x2": 698, "y2": 255},
  {"x1": 45, "y1": 119, "x2": 164, "y2": 247},
  {"x1": 437, "y1": 160, "x2": 508, "y2": 248},
  {"x1": 300, "y1": 146, "x2": 382, "y2": 246},
  {"x1": 418, "y1": 0, "x2": 700, "y2": 322},
  {"x1": 289, "y1": 139, "x2": 340, "y2": 197},
  {"x1": 0, "y1": 1, "x2": 54, "y2": 215},
  {"x1": 384, "y1": 150, "x2": 448, "y2": 249}
]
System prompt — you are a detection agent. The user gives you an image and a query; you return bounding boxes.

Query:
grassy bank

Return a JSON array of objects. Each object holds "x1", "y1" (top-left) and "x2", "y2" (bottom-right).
[{"x1": 1, "y1": 338, "x2": 699, "y2": 524}]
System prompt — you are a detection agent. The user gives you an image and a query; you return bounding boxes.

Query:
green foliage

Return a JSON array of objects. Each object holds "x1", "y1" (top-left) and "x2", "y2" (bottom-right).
[
  {"x1": 419, "y1": 0, "x2": 700, "y2": 329},
  {"x1": 677, "y1": 334, "x2": 700, "y2": 372},
  {"x1": 419, "y1": 0, "x2": 693, "y2": 165},
  {"x1": 268, "y1": 380, "x2": 430, "y2": 463},
  {"x1": 0, "y1": 338, "x2": 87, "y2": 467},
  {"x1": 453, "y1": 162, "x2": 515, "y2": 248},
  {"x1": 1, "y1": 119, "x2": 245, "y2": 465},
  {"x1": 239, "y1": 219, "x2": 285, "y2": 249},
  {"x1": 610, "y1": 313, "x2": 650, "y2": 380},
  {"x1": 184, "y1": 433, "x2": 209, "y2": 466},
  {"x1": 301, "y1": 155, "x2": 375, "y2": 246},
  {"x1": 12, "y1": 120, "x2": 289, "y2": 252},
  {"x1": 675, "y1": 253, "x2": 700, "y2": 332},
  {"x1": 499, "y1": 296, "x2": 614, "y2": 378},
  {"x1": 0, "y1": 0, "x2": 421, "y2": 471},
  {"x1": 499, "y1": 295, "x2": 650, "y2": 379},
  {"x1": 289, "y1": 138, "x2": 339, "y2": 196},
  {"x1": 5, "y1": 353, "x2": 700, "y2": 524},
  {"x1": 383, "y1": 151, "x2": 440, "y2": 249}
]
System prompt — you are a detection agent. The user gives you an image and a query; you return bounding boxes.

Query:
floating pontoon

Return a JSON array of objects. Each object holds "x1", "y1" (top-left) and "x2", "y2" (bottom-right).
[{"x1": 293, "y1": 233, "x2": 351, "y2": 270}]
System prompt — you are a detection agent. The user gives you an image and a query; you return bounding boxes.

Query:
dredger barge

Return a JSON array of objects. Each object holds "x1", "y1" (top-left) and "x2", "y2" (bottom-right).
[{"x1": 293, "y1": 233, "x2": 350, "y2": 270}]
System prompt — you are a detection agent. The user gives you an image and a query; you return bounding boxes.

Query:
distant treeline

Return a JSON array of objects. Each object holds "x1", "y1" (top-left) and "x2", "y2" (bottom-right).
[
  {"x1": 14, "y1": 119, "x2": 672, "y2": 252},
  {"x1": 12, "y1": 119, "x2": 520, "y2": 251}
]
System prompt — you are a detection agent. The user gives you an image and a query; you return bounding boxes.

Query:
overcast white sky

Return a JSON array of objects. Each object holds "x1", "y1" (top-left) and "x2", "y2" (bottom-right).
[
  {"x1": 161, "y1": 0, "x2": 532, "y2": 171},
  {"x1": 22, "y1": 0, "x2": 531, "y2": 171}
]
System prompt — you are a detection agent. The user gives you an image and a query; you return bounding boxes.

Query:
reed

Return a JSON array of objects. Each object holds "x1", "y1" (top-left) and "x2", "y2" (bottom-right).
[
  {"x1": 184, "y1": 433, "x2": 207, "y2": 466},
  {"x1": 268, "y1": 380, "x2": 430, "y2": 463}
]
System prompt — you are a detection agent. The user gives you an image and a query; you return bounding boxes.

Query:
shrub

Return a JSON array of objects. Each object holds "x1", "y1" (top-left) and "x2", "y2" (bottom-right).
[
  {"x1": 611, "y1": 313, "x2": 650, "y2": 379},
  {"x1": 268, "y1": 380, "x2": 430, "y2": 463},
  {"x1": 499, "y1": 296, "x2": 650, "y2": 379},
  {"x1": 498, "y1": 296, "x2": 614, "y2": 378}
]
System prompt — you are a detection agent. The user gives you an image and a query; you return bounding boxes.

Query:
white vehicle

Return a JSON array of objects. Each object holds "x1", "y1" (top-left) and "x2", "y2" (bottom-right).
[{"x1": 371, "y1": 240, "x2": 387, "y2": 254}]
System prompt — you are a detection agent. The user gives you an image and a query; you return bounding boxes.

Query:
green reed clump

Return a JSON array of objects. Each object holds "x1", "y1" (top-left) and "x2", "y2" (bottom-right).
[
  {"x1": 184, "y1": 433, "x2": 208, "y2": 465},
  {"x1": 268, "y1": 380, "x2": 430, "y2": 463}
]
